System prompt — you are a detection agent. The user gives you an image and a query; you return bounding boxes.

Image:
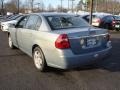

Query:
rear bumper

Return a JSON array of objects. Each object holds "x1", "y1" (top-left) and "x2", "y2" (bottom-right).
[{"x1": 52, "y1": 47, "x2": 112, "y2": 69}]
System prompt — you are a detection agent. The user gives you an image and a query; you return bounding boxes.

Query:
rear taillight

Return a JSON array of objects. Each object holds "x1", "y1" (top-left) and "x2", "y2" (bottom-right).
[
  {"x1": 112, "y1": 20, "x2": 116, "y2": 25},
  {"x1": 96, "y1": 19, "x2": 101, "y2": 23},
  {"x1": 55, "y1": 34, "x2": 70, "y2": 49}
]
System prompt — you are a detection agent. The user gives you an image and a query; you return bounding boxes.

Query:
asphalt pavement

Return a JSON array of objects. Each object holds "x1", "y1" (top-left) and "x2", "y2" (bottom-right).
[{"x1": 0, "y1": 31, "x2": 120, "y2": 90}]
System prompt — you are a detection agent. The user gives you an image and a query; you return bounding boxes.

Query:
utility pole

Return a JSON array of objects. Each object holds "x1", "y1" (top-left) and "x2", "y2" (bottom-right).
[{"x1": 89, "y1": 0, "x2": 94, "y2": 25}]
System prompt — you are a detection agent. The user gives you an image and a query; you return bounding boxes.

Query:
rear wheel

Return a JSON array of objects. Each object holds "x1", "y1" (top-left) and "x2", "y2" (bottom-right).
[
  {"x1": 115, "y1": 29, "x2": 120, "y2": 32},
  {"x1": 8, "y1": 35, "x2": 15, "y2": 49},
  {"x1": 33, "y1": 47, "x2": 47, "y2": 72}
]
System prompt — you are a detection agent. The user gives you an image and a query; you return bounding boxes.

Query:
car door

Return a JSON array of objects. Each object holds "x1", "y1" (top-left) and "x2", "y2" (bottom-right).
[
  {"x1": 14, "y1": 16, "x2": 29, "y2": 48},
  {"x1": 21, "y1": 15, "x2": 41, "y2": 55},
  {"x1": 10, "y1": 16, "x2": 28, "y2": 48},
  {"x1": 9, "y1": 25, "x2": 18, "y2": 47}
]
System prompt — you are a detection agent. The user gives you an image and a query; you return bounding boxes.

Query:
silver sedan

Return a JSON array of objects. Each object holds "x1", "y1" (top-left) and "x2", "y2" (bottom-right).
[{"x1": 8, "y1": 13, "x2": 112, "y2": 71}]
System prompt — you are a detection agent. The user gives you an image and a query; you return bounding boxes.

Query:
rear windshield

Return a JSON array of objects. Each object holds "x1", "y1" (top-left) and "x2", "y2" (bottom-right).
[{"x1": 45, "y1": 15, "x2": 90, "y2": 30}]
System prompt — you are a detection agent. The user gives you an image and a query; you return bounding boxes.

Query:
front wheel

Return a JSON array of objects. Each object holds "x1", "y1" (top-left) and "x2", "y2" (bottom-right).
[{"x1": 33, "y1": 47, "x2": 47, "y2": 72}]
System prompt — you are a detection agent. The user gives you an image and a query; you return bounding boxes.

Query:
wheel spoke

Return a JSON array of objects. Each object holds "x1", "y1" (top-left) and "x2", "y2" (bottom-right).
[{"x1": 34, "y1": 50, "x2": 43, "y2": 69}]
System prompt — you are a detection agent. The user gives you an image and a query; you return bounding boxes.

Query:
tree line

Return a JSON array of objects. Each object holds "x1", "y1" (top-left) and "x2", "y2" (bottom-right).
[
  {"x1": 0, "y1": 0, "x2": 120, "y2": 15},
  {"x1": 77, "y1": 0, "x2": 120, "y2": 14}
]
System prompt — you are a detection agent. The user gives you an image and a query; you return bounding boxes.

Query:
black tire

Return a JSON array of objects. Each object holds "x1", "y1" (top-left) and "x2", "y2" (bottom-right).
[
  {"x1": 8, "y1": 35, "x2": 15, "y2": 49},
  {"x1": 115, "y1": 29, "x2": 120, "y2": 32},
  {"x1": 33, "y1": 47, "x2": 47, "y2": 72}
]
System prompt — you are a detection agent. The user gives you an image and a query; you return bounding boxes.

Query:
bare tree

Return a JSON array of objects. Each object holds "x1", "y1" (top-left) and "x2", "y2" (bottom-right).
[
  {"x1": 56, "y1": 5, "x2": 61, "y2": 12},
  {"x1": 47, "y1": 4, "x2": 54, "y2": 12},
  {"x1": 5, "y1": 2, "x2": 17, "y2": 13},
  {"x1": 60, "y1": 0, "x2": 64, "y2": 12},
  {"x1": 41, "y1": 2, "x2": 45, "y2": 12},
  {"x1": 71, "y1": 0, "x2": 75, "y2": 12},
  {"x1": 76, "y1": 0, "x2": 120, "y2": 14},
  {"x1": 0, "y1": 0, "x2": 4, "y2": 15},
  {"x1": 30, "y1": 0, "x2": 35, "y2": 12}
]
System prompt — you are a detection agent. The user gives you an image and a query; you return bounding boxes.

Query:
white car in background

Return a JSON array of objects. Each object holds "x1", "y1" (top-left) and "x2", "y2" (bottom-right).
[{"x1": 1, "y1": 15, "x2": 23, "y2": 32}]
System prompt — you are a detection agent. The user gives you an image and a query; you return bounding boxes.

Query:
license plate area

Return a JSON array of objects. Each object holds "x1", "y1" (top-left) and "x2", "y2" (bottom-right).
[
  {"x1": 81, "y1": 36, "x2": 101, "y2": 49},
  {"x1": 85, "y1": 37, "x2": 100, "y2": 48},
  {"x1": 87, "y1": 38, "x2": 97, "y2": 47},
  {"x1": 115, "y1": 25, "x2": 120, "y2": 28}
]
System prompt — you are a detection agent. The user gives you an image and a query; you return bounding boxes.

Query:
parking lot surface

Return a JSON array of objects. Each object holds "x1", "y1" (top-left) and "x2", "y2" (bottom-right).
[{"x1": 0, "y1": 31, "x2": 120, "y2": 90}]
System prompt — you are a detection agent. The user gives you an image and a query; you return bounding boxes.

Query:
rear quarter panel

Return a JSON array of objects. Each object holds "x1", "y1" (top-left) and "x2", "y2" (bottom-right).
[{"x1": 31, "y1": 31, "x2": 61, "y2": 66}]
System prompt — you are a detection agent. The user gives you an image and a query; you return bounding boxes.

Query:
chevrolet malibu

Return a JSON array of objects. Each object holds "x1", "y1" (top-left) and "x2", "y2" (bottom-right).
[{"x1": 8, "y1": 13, "x2": 112, "y2": 71}]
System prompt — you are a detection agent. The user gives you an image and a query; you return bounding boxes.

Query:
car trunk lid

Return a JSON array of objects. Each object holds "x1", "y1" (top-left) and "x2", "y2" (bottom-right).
[{"x1": 53, "y1": 27, "x2": 108, "y2": 55}]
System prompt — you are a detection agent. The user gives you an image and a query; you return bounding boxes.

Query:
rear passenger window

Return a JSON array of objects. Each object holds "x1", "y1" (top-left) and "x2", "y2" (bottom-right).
[
  {"x1": 35, "y1": 17, "x2": 42, "y2": 30},
  {"x1": 25, "y1": 15, "x2": 39, "y2": 30}
]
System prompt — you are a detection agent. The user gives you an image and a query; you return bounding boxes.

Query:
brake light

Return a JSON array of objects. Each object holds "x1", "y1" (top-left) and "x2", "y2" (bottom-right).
[
  {"x1": 112, "y1": 20, "x2": 116, "y2": 25},
  {"x1": 55, "y1": 34, "x2": 70, "y2": 49},
  {"x1": 96, "y1": 19, "x2": 101, "y2": 23}
]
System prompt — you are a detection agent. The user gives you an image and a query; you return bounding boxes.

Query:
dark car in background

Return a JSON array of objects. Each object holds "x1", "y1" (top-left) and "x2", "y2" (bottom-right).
[
  {"x1": 0, "y1": 14, "x2": 23, "y2": 31},
  {"x1": 112, "y1": 15, "x2": 120, "y2": 31},
  {"x1": 82, "y1": 14, "x2": 103, "y2": 27},
  {"x1": 1, "y1": 15, "x2": 24, "y2": 31},
  {"x1": 82, "y1": 14, "x2": 120, "y2": 31}
]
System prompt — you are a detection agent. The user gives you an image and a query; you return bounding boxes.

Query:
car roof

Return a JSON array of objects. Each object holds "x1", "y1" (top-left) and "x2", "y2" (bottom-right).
[
  {"x1": 83, "y1": 14, "x2": 113, "y2": 19},
  {"x1": 29, "y1": 12, "x2": 76, "y2": 16},
  {"x1": 113, "y1": 15, "x2": 120, "y2": 20}
]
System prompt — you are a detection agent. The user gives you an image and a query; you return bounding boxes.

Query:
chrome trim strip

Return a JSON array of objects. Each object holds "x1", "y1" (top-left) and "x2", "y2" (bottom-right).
[{"x1": 69, "y1": 33, "x2": 108, "y2": 39}]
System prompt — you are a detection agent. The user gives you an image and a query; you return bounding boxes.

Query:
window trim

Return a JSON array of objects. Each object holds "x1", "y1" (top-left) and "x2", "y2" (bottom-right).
[
  {"x1": 45, "y1": 15, "x2": 90, "y2": 30},
  {"x1": 24, "y1": 14, "x2": 42, "y2": 31},
  {"x1": 34, "y1": 15, "x2": 42, "y2": 31},
  {"x1": 15, "y1": 16, "x2": 29, "y2": 28}
]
